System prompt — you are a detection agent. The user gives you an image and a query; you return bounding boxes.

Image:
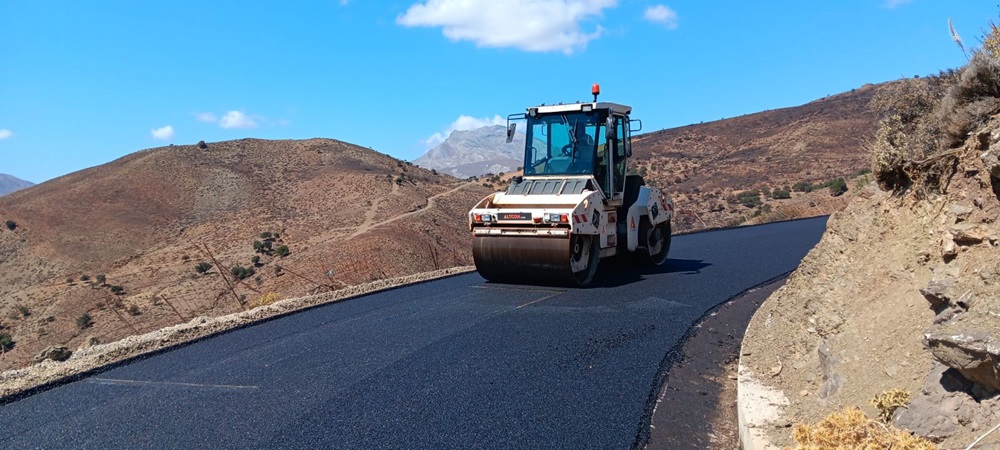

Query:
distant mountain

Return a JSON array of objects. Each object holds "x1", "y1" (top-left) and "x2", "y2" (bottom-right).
[
  {"x1": 0, "y1": 174, "x2": 34, "y2": 196},
  {"x1": 414, "y1": 125, "x2": 526, "y2": 178}
]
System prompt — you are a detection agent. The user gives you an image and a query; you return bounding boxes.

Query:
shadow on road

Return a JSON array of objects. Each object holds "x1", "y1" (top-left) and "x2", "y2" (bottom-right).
[{"x1": 587, "y1": 257, "x2": 713, "y2": 289}]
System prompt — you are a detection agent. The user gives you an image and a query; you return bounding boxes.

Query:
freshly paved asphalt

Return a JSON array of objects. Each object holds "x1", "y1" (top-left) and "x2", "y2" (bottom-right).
[{"x1": 0, "y1": 217, "x2": 827, "y2": 449}]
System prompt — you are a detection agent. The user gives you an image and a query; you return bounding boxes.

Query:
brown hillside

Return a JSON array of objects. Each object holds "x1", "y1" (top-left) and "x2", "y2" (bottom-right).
[
  {"x1": 632, "y1": 84, "x2": 880, "y2": 231},
  {"x1": 0, "y1": 138, "x2": 491, "y2": 370}
]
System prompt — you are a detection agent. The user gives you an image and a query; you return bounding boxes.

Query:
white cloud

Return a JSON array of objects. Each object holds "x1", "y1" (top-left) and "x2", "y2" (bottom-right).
[
  {"x1": 644, "y1": 4, "x2": 678, "y2": 29},
  {"x1": 151, "y1": 125, "x2": 175, "y2": 140},
  {"x1": 194, "y1": 112, "x2": 218, "y2": 123},
  {"x1": 397, "y1": 0, "x2": 617, "y2": 54},
  {"x1": 219, "y1": 110, "x2": 258, "y2": 129},
  {"x1": 0, "y1": 129, "x2": 12, "y2": 140},
  {"x1": 423, "y1": 114, "x2": 504, "y2": 147},
  {"x1": 885, "y1": 0, "x2": 913, "y2": 8}
]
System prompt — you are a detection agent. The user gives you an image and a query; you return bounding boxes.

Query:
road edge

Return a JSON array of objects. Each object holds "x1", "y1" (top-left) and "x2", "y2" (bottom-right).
[{"x1": 0, "y1": 266, "x2": 477, "y2": 405}]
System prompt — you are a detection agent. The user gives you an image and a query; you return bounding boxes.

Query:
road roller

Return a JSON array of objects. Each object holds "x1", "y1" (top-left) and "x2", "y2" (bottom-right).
[{"x1": 469, "y1": 84, "x2": 674, "y2": 287}]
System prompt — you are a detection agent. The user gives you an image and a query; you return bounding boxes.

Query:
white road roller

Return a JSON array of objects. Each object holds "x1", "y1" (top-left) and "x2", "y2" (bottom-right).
[{"x1": 469, "y1": 84, "x2": 674, "y2": 286}]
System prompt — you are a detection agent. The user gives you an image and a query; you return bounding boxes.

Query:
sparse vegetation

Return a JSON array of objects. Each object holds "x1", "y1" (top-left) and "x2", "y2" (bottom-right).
[
  {"x1": 870, "y1": 22, "x2": 1000, "y2": 192},
  {"x1": 80, "y1": 274, "x2": 90, "y2": 282},
  {"x1": 76, "y1": 314, "x2": 93, "y2": 329},
  {"x1": 251, "y1": 255, "x2": 261, "y2": 266},
  {"x1": 96, "y1": 274, "x2": 106, "y2": 285},
  {"x1": 126, "y1": 304, "x2": 141, "y2": 316},
  {"x1": 109, "y1": 285, "x2": 125, "y2": 295},
  {"x1": 16, "y1": 305, "x2": 30, "y2": 318}
]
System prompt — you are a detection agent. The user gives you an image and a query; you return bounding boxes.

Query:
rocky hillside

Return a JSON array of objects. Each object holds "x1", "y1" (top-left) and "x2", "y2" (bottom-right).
[
  {"x1": 741, "y1": 47, "x2": 1000, "y2": 448},
  {"x1": 632, "y1": 85, "x2": 879, "y2": 232},
  {"x1": 414, "y1": 125, "x2": 526, "y2": 178},
  {"x1": 0, "y1": 174, "x2": 34, "y2": 196},
  {"x1": 0, "y1": 138, "x2": 491, "y2": 370}
]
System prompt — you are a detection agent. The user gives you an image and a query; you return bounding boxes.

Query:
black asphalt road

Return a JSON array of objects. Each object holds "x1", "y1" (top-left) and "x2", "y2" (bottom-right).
[{"x1": 0, "y1": 217, "x2": 827, "y2": 449}]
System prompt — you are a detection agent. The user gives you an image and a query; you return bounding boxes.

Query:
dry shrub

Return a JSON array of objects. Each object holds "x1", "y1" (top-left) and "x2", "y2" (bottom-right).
[
  {"x1": 870, "y1": 389, "x2": 910, "y2": 424},
  {"x1": 789, "y1": 407, "x2": 934, "y2": 450},
  {"x1": 249, "y1": 292, "x2": 282, "y2": 309},
  {"x1": 870, "y1": 20, "x2": 1000, "y2": 194}
]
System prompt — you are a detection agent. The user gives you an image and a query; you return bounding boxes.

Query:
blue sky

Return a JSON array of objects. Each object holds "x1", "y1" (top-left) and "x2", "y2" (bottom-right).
[{"x1": 1, "y1": 0, "x2": 995, "y2": 183}]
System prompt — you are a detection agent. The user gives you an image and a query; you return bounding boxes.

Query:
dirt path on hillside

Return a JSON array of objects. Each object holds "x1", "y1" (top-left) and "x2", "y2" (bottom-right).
[{"x1": 349, "y1": 181, "x2": 475, "y2": 238}]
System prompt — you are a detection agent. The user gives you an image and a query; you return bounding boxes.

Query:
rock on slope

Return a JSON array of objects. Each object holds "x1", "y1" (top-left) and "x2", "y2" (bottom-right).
[
  {"x1": 741, "y1": 109, "x2": 1000, "y2": 446},
  {"x1": 0, "y1": 174, "x2": 34, "y2": 196},
  {"x1": 414, "y1": 125, "x2": 526, "y2": 178}
]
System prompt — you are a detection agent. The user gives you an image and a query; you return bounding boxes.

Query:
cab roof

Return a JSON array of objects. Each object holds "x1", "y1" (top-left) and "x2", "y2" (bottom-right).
[{"x1": 529, "y1": 102, "x2": 632, "y2": 116}]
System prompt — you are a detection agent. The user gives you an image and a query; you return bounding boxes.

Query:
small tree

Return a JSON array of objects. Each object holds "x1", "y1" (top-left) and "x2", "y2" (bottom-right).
[
  {"x1": 77, "y1": 314, "x2": 93, "y2": 329},
  {"x1": 110, "y1": 285, "x2": 125, "y2": 295},
  {"x1": 16, "y1": 305, "x2": 30, "y2": 317},
  {"x1": 96, "y1": 274, "x2": 107, "y2": 285},
  {"x1": 80, "y1": 275, "x2": 91, "y2": 282},
  {"x1": 195, "y1": 262, "x2": 212, "y2": 274},
  {"x1": 251, "y1": 255, "x2": 261, "y2": 266},
  {"x1": 260, "y1": 231, "x2": 273, "y2": 240},
  {"x1": 275, "y1": 245, "x2": 290, "y2": 257},
  {"x1": 197, "y1": 140, "x2": 208, "y2": 150},
  {"x1": 4, "y1": 220, "x2": 16, "y2": 231}
]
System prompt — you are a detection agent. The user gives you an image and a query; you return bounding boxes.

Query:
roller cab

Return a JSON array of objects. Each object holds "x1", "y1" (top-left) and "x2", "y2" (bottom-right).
[{"x1": 469, "y1": 86, "x2": 673, "y2": 287}]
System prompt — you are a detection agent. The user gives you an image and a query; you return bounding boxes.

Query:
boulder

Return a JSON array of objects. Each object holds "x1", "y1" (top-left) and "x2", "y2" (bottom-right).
[
  {"x1": 924, "y1": 325, "x2": 1000, "y2": 392},
  {"x1": 33, "y1": 345, "x2": 72, "y2": 363}
]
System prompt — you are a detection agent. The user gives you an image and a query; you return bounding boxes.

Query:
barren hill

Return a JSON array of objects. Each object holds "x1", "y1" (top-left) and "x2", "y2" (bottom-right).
[
  {"x1": 0, "y1": 138, "x2": 491, "y2": 370},
  {"x1": 632, "y1": 84, "x2": 880, "y2": 231}
]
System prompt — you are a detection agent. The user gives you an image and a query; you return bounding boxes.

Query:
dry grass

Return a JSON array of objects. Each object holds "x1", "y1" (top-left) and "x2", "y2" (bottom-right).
[
  {"x1": 788, "y1": 407, "x2": 934, "y2": 450},
  {"x1": 249, "y1": 292, "x2": 282, "y2": 309},
  {"x1": 870, "y1": 389, "x2": 910, "y2": 424}
]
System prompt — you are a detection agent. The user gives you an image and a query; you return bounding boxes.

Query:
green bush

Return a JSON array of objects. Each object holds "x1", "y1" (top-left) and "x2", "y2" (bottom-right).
[
  {"x1": 771, "y1": 188, "x2": 792, "y2": 199},
  {"x1": 76, "y1": 314, "x2": 93, "y2": 329},
  {"x1": 16, "y1": 305, "x2": 30, "y2": 317},
  {"x1": 96, "y1": 274, "x2": 106, "y2": 285},
  {"x1": 0, "y1": 332, "x2": 13, "y2": 351},
  {"x1": 735, "y1": 190, "x2": 762, "y2": 208},
  {"x1": 80, "y1": 275, "x2": 90, "y2": 282},
  {"x1": 792, "y1": 181, "x2": 814, "y2": 193},
  {"x1": 231, "y1": 265, "x2": 255, "y2": 280},
  {"x1": 4, "y1": 220, "x2": 15, "y2": 231},
  {"x1": 195, "y1": 262, "x2": 212, "y2": 274},
  {"x1": 109, "y1": 285, "x2": 125, "y2": 295},
  {"x1": 828, "y1": 178, "x2": 848, "y2": 196},
  {"x1": 275, "y1": 245, "x2": 290, "y2": 257},
  {"x1": 260, "y1": 231, "x2": 273, "y2": 240},
  {"x1": 251, "y1": 255, "x2": 261, "y2": 266}
]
